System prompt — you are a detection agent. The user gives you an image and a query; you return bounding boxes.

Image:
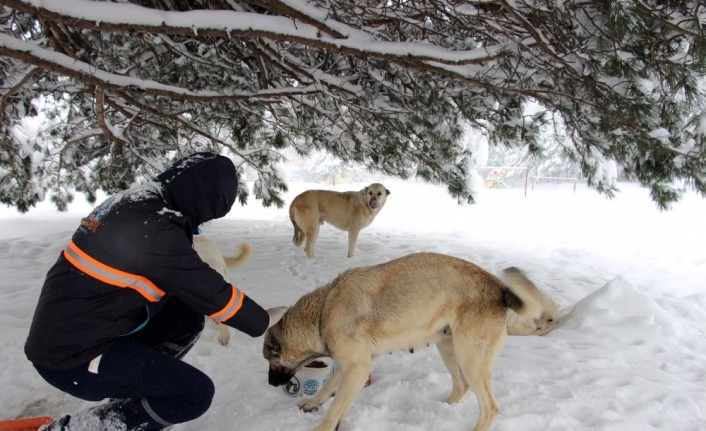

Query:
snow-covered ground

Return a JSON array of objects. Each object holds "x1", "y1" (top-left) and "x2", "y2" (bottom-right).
[{"x1": 1, "y1": 179, "x2": 705, "y2": 431}]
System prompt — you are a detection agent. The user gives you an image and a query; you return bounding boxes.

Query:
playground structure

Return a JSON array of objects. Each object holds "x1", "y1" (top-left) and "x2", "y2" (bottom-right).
[
  {"x1": 484, "y1": 168, "x2": 510, "y2": 189},
  {"x1": 478, "y1": 166, "x2": 530, "y2": 197}
]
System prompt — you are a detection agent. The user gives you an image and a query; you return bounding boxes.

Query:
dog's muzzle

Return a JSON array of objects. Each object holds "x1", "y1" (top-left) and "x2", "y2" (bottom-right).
[
  {"x1": 268, "y1": 367, "x2": 295, "y2": 386},
  {"x1": 369, "y1": 199, "x2": 379, "y2": 209}
]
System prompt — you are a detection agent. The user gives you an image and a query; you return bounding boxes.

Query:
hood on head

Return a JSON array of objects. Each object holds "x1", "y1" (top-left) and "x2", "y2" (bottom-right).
[{"x1": 156, "y1": 152, "x2": 238, "y2": 226}]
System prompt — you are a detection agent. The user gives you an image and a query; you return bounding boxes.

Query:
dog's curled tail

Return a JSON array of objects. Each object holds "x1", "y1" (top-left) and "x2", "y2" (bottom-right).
[
  {"x1": 224, "y1": 243, "x2": 253, "y2": 269},
  {"x1": 499, "y1": 267, "x2": 542, "y2": 320},
  {"x1": 290, "y1": 207, "x2": 305, "y2": 247}
]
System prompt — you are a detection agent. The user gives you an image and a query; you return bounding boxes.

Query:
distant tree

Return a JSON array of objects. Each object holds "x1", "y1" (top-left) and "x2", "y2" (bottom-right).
[
  {"x1": 531, "y1": 117, "x2": 585, "y2": 181},
  {"x1": 488, "y1": 113, "x2": 584, "y2": 185},
  {"x1": 304, "y1": 152, "x2": 350, "y2": 185},
  {"x1": 0, "y1": 0, "x2": 704, "y2": 211}
]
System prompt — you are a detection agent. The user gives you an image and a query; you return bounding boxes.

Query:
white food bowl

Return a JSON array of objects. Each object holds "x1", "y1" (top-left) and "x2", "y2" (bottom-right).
[{"x1": 282, "y1": 359, "x2": 333, "y2": 397}]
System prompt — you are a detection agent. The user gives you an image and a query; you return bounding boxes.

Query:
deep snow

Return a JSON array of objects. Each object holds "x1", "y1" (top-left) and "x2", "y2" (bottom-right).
[{"x1": 1, "y1": 179, "x2": 705, "y2": 431}]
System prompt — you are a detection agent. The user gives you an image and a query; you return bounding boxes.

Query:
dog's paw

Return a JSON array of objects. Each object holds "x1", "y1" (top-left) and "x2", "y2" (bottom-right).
[
  {"x1": 298, "y1": 399, "x2": 320, "y2": 413},
  {"x1": 217, "y1": 324, "x2": 231, "y2": 346}
]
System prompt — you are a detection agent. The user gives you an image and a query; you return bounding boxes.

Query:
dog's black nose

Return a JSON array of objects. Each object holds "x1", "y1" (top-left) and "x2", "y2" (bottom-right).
[{"x1": 268, "y1": 368, "x2": 293, "y2": 386}]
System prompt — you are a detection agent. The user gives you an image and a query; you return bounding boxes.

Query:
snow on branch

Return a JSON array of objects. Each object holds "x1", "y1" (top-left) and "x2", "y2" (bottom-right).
[{"x1": 0, "y1": 0, "x2": 704, "y2": 212}]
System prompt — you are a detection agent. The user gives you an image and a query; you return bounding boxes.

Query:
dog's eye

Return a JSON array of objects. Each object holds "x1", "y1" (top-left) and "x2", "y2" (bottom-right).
[
  {"x1": 548, "y1": 319, "x2": 554, "y2": 323},
  {"x1": 265, "y1": 339, "x2": 281, "y2": 354}
]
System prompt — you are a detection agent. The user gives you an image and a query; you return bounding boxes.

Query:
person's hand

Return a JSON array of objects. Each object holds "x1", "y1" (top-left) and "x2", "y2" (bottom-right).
[{"x1": 266, "y1": 306, "x2": 288, "y2": 328}]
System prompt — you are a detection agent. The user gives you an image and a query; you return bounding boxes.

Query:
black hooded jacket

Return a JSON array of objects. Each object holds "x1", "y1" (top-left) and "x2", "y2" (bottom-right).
[{"x1": 25, "y1": 153, "x2": 269, "y2": 370}]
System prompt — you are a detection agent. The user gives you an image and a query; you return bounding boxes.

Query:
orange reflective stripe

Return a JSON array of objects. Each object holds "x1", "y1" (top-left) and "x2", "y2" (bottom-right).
[
  {"x1": 64, "y1": 240, "x2": 165, "y2": 302},
  {"x1": 208, "y1": 284, "x2": 245, "y2": 323}
]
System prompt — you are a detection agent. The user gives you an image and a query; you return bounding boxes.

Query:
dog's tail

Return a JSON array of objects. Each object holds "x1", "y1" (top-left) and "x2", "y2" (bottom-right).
[
  {"x1": 223, "y1": 243, "x2": 253, "y2": 269},
  {"x1": 290, "y1": 207, "x2": 305, "y2": 247},
  {"x1": 499, "y1": 267, "x2": 542, "y2": 319}
]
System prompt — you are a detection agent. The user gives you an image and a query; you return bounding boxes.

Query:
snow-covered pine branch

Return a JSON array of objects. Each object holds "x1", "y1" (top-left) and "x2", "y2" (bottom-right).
[{"x1": 0, "y1": 0, "x2": 704, "y2": 211}]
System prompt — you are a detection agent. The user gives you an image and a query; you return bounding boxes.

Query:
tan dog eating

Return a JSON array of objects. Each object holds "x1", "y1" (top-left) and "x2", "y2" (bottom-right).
[
  {"x1": 289, "y1": 183, "x2": 390, "y2": 258},
  {"x1": 263, "y1": 253, "x2": 543, "y2": 431}
]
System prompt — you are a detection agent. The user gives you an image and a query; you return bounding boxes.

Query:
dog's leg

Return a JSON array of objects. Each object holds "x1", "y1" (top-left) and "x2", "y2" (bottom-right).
[
  {"x1": 298, "y1": 366, "x2": 343, "y2": 412},
  {"x1": 312, "y1": 346, "x2": 372, "y2": 431},
  {"x1": 217, "y1": 322, "x2": 230, "y2": 346},
  {"x1": 304, "y1": 222, "x2": 320, "y2": 259},
  {"x1": 436, "y1": 338, "x2": 469, "y2": 403},
  {"x1": 346, "y1": 228, "x2": 360, "y2": 257},
  {"x1": 452, "y1": 320, "x2": 505, "y2": 431},
  {"x1": 292, "y1": 221, "x2": 305, "y2": 247}
]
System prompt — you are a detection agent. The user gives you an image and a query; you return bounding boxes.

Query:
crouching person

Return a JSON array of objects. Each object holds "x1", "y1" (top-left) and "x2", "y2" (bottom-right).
[{"x1": 24, "y1": 152, "x2": 288, "y2": 431}]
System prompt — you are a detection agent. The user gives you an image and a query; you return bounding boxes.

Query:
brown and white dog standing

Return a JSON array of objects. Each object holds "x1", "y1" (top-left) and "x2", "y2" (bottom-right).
[
  {"x1": 263, "y1": 252, "x2": 542, "y2": 431},
  {"x1": 193, "y1": 236, "x2": 252, "y2": 346},
  {"x1": 289, "y1": 183, "x2": 390, "y2": 258}
]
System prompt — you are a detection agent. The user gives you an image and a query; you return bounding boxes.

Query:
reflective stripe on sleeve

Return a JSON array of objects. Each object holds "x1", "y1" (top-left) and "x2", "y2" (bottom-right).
[
  {"x1": 64, "y1": 240, "x2": 165, "y2": 302},
  {"x1": 208, "y1": 284, "x2": 245, "y2": 323}
]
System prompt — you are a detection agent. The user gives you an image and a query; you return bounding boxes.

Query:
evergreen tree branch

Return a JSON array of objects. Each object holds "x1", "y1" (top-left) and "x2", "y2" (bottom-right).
[
  {"x1": 0, "y1": 34, "x2": 317, "y2": 102},
  {"x1": 0, "y1": 64, "x2": 38, "y2": 119},
  {"x1": 248, "y1": 0, "x2": 346, "y2": 39},
  {"x1": 0, "y1": 0, "x2": 704, "y2": 211},
  {"x1": 1, "y1": 0, "x2": 504, "y2": 67}
]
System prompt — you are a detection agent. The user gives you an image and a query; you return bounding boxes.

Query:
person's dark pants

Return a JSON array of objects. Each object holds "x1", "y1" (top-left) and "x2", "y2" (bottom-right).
[{"x1": 35, "y1": 297, "x2": 212, "y2": 431}]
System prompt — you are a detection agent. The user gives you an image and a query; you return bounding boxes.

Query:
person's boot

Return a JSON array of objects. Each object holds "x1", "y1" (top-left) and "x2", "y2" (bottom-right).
[{"x1": 37, "y1": 405, "x2": 128, "y2": 431}]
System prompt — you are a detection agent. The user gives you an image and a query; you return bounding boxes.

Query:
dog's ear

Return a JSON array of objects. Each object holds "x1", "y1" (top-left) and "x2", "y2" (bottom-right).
[{"x1": 386, "y1": 189, "x2": 391, "y2": 195}]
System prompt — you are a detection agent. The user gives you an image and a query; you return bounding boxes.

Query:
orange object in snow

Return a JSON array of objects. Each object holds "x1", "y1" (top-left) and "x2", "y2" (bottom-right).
[{"x1": 0, "y1": 416, "x2": 54, "y2": 431}]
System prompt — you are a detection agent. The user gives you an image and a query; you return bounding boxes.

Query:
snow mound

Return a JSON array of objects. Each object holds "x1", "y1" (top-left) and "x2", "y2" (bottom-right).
[{"x1": 558, "y1": 279, "x2": 676, "y2": 336}]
